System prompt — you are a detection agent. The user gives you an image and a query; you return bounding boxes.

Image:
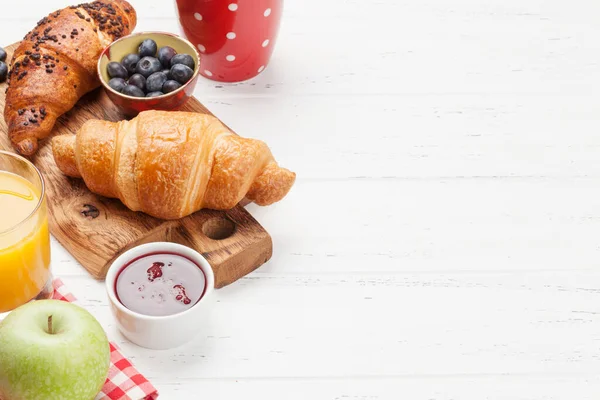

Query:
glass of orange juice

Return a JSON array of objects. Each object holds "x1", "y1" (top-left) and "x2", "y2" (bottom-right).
[{"x1": 0, "y1": 150, "x2": 51, "y2": 315}]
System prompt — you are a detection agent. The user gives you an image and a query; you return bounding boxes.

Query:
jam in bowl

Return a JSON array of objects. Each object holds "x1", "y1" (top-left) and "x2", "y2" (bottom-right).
[
  {"x1": 105, "y1": 242, "x2": 214, "y2": 350},
  {"x1": 114, "y1": 252, "x2": 207, "y2": 317}
]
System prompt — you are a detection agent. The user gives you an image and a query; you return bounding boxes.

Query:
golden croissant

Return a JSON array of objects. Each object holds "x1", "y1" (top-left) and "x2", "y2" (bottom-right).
[
  {"x1": 4, "y1": 0, "x2": 137, "y2": 156},
  {"x1": 52, "y1": 111, "x2": 296, "y2": 219}
]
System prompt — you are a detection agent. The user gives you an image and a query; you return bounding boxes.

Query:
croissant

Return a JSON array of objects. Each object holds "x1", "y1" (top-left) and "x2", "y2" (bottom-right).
[
  {"x1": 52, "y1": 111, "x2": 296, "y2": 220},
  {"x1": 4, "y1": 0, "x2": 137, "y2": 156}
]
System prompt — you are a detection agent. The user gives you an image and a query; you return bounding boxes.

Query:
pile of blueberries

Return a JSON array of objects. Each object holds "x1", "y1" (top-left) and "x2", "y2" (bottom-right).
[
  {"x1": 107, "y1": 39, "x2": 195, "y2": 98},
  {"x1": 0, "y1": 47, "x2": 7, "y2": 83}
]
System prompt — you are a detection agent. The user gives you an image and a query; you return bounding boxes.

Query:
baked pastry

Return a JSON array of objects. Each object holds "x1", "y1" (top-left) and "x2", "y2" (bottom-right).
[
  {"x1": 4, "y1": 0, "x2": 137, "y2": 156},
  {"x1": 52, "y1": 111, "x2": 296, "y2": 219}
]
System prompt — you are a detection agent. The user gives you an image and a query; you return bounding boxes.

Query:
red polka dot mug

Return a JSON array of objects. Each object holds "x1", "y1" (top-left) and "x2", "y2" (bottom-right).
[{"x1": 175, "y1": 0, "x2": 283, "y2": 82}]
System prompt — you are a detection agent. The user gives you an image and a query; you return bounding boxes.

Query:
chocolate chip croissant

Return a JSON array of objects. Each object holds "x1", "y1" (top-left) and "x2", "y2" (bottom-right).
[
  {"x1": 52, "y1": 111, "x2": 296, "y2": 220},
  {"x1": 4, "y1": 0, "x2": 137, "y2": 156}
]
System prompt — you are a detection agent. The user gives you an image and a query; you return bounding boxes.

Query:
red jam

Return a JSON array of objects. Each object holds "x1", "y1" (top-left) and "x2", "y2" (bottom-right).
[{"x1": 115, "y1": 252, "x2": 207, "y2": 316}]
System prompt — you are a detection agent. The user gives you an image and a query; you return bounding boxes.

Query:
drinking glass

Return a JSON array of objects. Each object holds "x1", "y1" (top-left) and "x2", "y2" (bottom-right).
[{"x1": 0, "y1": 150, "x2": 52, "y2": 316}]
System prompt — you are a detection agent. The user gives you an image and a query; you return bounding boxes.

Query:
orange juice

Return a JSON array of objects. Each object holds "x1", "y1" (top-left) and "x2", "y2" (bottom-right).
[{"x1": 0, "y1": 170, "x2": 51, "y2": 313}]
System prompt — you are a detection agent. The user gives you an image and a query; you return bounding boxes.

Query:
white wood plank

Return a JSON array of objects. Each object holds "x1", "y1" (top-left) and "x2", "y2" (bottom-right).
[
  {"x1": 2, "y1": 0, "x2": 599, "y2": 98},
  {"x1": 60, "y1": 271, "x2": 600, "y2": 380},
  {"x1": 200, "y1": 94, "x2": 600, "y2": 180},
  {"x1": 148, "y1": 376, "x2": 600, "y2": 400},
  {"x1": 53, "y1": 179, "x2": 600, "y2": 277},
  {"x1": 1, "y1": 89, "x2": 599, "y2": 181}
]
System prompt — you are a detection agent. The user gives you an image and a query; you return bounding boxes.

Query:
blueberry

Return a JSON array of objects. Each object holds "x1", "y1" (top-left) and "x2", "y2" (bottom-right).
[
  {"x1": 0, "y1": 47, "x2": 6, "y2": 63},
  {"x1": 135, "y1": 56, "x2": 162, "y2": 78},
  {"x1": 170, "y1": 54, "x2": 195, "y2": 70},
  {"x1": 146, "y1": 91, "x2": 163, "y2": 98},
  {"x1": 138, "y1": 39, "x2": 158, "y2": 58},
  {"x1": 107, "y1": 61, "x2": 128, "y2": 79},
  {"x1": 122, "y1": 84, "x2": 145, "y2": 97},
  {"x1": 108, "y1": 77, "x2": 126, "y2": 92},
  {"x1": 162, "y1": 69, "x2": 172, "y2": 80},
  {"x1": 121, "y1": 53, "x2": 140, "y2": 75},
  {"x1": 146, "y1": 72, "x2": 168, "y2": 92},
  {"x1": 170, "y1": 64, "x2": 194, "y2": 84},
  {"x1": 157, "y1": 46, "x2": 177, "y2": 68},
  {"x1": 162, "y1": 80, "x2": 182, "y2": 93},
  {"x1": 128, "y1": 74, "x2": 146, "y2": 91},
  {"x1": 0, "y1": 62, "x2": 7, "y2": 83}
]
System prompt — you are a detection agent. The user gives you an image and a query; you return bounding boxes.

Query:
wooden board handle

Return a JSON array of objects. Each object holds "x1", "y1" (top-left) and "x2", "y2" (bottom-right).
[{"x1": 173, "y1": 207, "x2": 273, "y2": 288}]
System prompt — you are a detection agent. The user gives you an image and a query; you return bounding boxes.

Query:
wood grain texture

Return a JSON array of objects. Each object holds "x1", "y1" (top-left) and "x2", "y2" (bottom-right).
[
  {"x1": 0, "y1": 42, "x2": 272, "y2": 287},
  {"x1": 61, "y1": 270, "x2": 600, "y2": 378}
]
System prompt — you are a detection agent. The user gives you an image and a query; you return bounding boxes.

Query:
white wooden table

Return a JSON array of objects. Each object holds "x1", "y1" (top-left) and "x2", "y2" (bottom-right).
[{"x1": 3, "y1": 0, "x2": 600, "y2": 398}]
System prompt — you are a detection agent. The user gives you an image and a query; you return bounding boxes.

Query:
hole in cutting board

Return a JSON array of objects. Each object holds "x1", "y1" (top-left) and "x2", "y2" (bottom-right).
[{"x1": 202, "y1": 217, "x2": 236, "y2": 240}]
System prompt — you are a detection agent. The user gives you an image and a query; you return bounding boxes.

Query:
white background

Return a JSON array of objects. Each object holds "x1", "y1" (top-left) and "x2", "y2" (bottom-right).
[{"x1": 3, "y1": 0, "x2": 600, "y2": 398}]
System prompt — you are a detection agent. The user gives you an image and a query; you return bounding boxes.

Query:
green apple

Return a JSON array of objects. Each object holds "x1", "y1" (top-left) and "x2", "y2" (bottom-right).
[{"x1": 0, "y1": 300, "x2": 110, "y2": 400}]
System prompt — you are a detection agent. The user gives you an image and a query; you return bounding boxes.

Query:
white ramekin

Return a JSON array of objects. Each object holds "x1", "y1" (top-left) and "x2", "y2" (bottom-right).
[{"x1": 105, "y1": 242, "x2": 214, "y2": 350}]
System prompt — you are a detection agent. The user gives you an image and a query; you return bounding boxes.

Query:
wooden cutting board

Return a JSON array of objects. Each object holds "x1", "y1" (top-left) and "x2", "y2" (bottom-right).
[{"x1": 0, "y1": 42, "x2": 272, "y2": 288}]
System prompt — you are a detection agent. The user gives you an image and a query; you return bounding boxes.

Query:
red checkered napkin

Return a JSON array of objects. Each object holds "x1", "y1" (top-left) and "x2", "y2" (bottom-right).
[{"x1": 52, "y1": 278, "x2": 159, "y2": 400}]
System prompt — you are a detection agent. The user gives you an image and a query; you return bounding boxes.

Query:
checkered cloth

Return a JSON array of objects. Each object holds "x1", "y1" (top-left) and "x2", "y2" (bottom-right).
[{"x1": 52, "y1": 278, "x2": 159, "y2": 400}]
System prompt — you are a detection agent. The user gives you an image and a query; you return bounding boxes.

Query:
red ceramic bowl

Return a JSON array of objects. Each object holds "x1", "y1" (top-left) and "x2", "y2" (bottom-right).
[{"x1": 98, "y1": 32, "x2": 201, "y2": 116}]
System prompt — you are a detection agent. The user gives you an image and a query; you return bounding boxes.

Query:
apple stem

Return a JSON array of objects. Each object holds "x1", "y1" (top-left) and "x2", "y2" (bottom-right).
[{"x1": 48, "y1": 315, "x2": 53, "y2": 334}]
